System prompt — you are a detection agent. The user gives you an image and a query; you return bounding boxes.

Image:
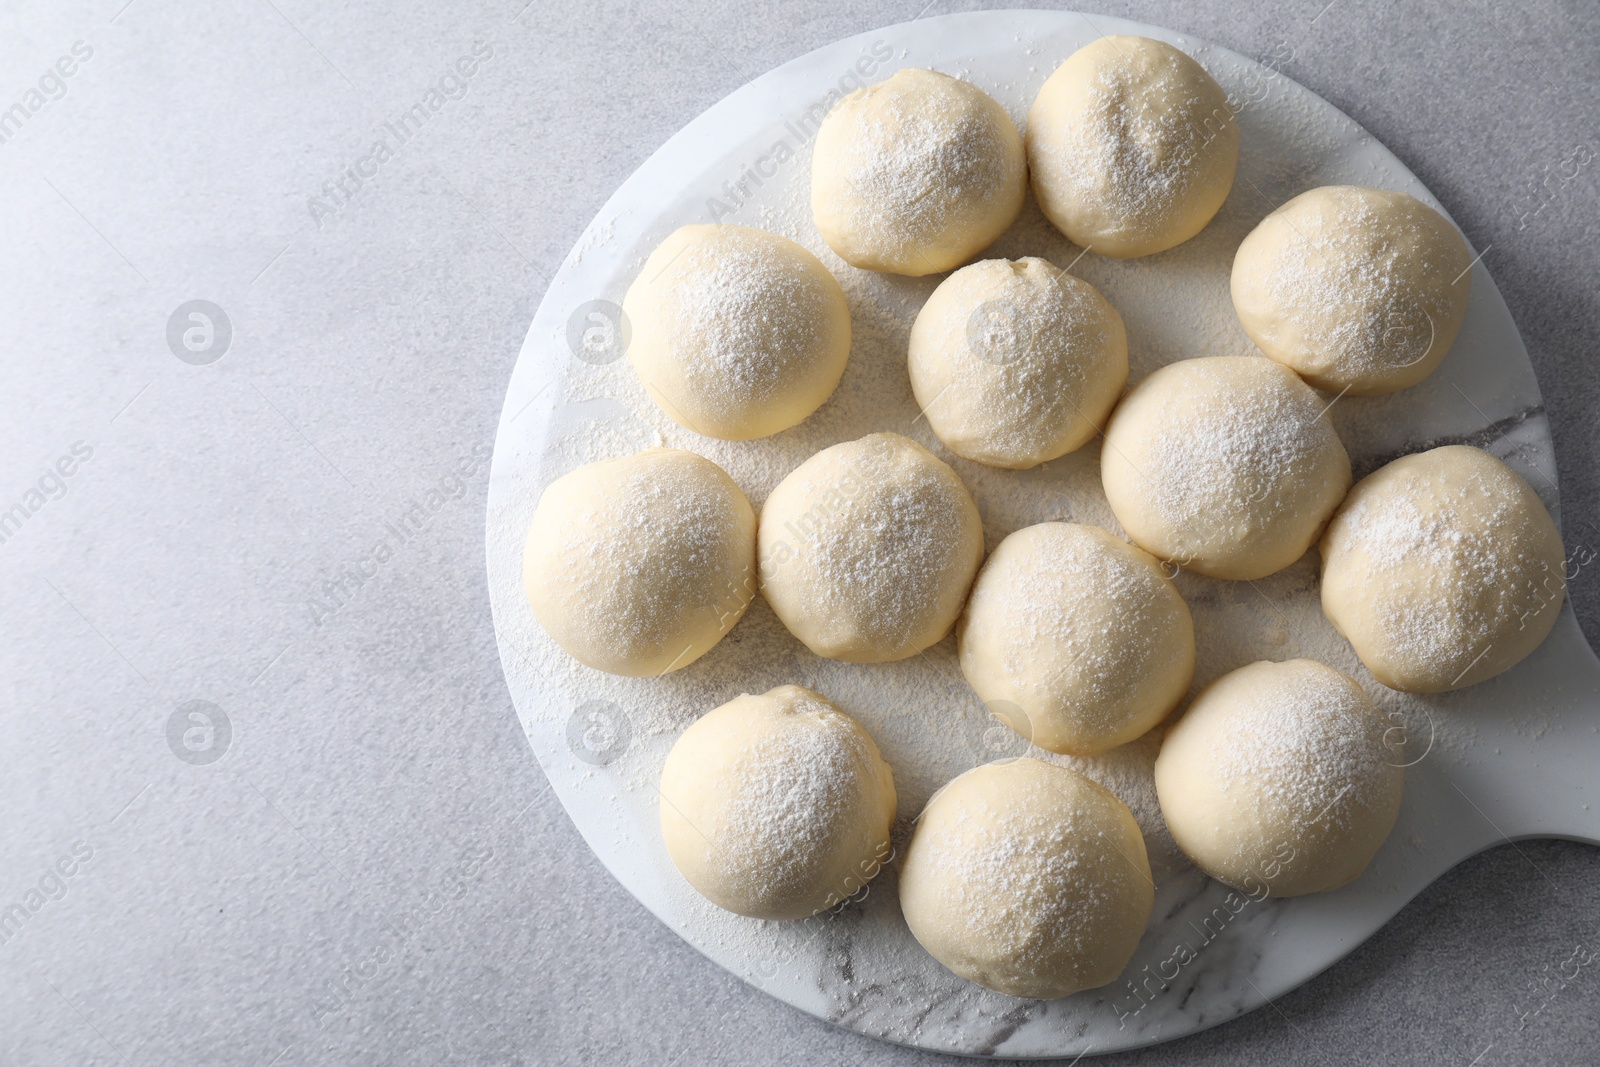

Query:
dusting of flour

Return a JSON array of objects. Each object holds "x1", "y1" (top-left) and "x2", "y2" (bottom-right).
[{"x1": 484, "y1": 19, "x2": 1538, "y2": 1052}]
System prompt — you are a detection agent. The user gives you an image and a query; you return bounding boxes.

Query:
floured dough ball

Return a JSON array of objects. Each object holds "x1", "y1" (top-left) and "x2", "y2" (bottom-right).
[
  {"x1": 1232, "y1": 186, "x2": 1473, "y2": 395},
  {"x1": 759, "y1": 432, "x2": 984, "y2": 662},
  {"x1": 960, "y1": 523, "x2": 1194, "y2": 756},
  {"x1": 1028, "y1": 36, "x2": 1239, "y2": 258},
  {"x1": 811, "y1": 68, "x2": 1026, "y2": 276},
  {"x1": 623, "y1": 224, "x2": 851, "y2": 439},
  {"x1": 523, "y1": 448, "x2": 755, "y2": 676},
  {"x1": 1154, "y1": 659, "x2": 1404, "y2": 897},
  {"x1": 899, "y1": 758, "x2": 1153, "y2": 998},
  {"x1": 1321, "y1": 445, "x2": 1565, "y2": 692},
  {"x1": 659, "y1": 685, "x2": 897, "y2": 920},
  {"x1": 1101, "y1": 356, "x2": 1352, "y2": 580},
  {"x1": 908, "y1": 258, "x2": 1128, "y2": 469}
]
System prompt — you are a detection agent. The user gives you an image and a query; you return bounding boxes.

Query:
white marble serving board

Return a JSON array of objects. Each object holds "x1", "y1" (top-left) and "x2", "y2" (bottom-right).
[{"x1": 483, "y1": 10, "x2": 1600, "y2": 1058}]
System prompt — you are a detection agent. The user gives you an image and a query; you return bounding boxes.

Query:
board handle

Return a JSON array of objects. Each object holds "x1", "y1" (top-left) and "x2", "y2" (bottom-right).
[{"x1": 1437, "y1": 614, "x2": 1600, "y2": 846}]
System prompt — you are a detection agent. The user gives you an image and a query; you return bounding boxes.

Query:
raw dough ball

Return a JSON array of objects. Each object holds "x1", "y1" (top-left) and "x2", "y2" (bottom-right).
[
  {"x1": 811, "y1": 68, "x2": 1026, "y2": 276},
  {"x1": 759, "y1": 432, "x2": 984, "y2": 662},
  {"x1": 899, "y1": 758, "x2": 1153, "y2": 998},
  {"x1": 1027, "y1": 36, "x2": 1239, "y2": 258},
  {"x1": 1231, "y1": 186, "x2": 1473, "y2": 395},
  {"x1": 1154, "y1": 659, "x2": 1404, "y2": 897},
  {"x1": 959, "y1": 523, "x2": 1194, "y2": 756},
  {"x1": 623, "y1": 224, "x2": 851, "y2": 439},
  {"x1": 1101, "y1": 356, "x2": 1352, "y2": 580},
  {"x1": 908, "y1": 258, "x2": 1128, "y2": 469},
  {"x1": 523, "y1": 448, "x2": 755, "y2": 676},
  {"x1": 659, "y1": 685, "x2": 897, "y2": 920},
  {"x1": 1320, "y1": 445, "x2": 1565, "y2": 692}
]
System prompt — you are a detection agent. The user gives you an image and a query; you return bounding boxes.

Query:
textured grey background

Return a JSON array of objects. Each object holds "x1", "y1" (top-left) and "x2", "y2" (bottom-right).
[{"x1": 1, "y1": 0, "x2": 1597, "y2": 1064}]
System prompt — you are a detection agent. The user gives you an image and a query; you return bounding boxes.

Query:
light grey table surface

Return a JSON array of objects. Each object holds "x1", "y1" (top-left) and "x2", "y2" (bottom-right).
[{"x1": 2, "y1": 1, "x2": 1597, "y2": 1064}]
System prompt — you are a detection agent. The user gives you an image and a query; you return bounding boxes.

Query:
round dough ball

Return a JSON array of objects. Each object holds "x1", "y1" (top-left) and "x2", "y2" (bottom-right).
[
  {"x1": 659, "y1": 685, "x2": 897, "y2": 920},
  {"x1": 1027, "y1": 36, "x2": 1239, "y2": 258},
  {"x1": 1231, "y1": 186, "x2": 1473, "y2": 395},
  {"x1": 523, "y1": 448, "x2": 755, "y2": 676},
  {"x1": 959, "y1": 523, "x2": 1194, "y2": 756},
  {"x1": 1154, "y1": 659, "x2": 1404, "y2": 897},
  {"x1": 899, "y1": 758, "x2": 1153, "y2": 998},
  {"x1": 622, "y1": 224, "x2": 851, "y2": 439},
  {"x1": 1101, "y1": 356, "x2": 1352, "y2": 580},
  {"x1": 908, "y1": 258, "x2": 1128, "y2": 469},
  {"x1": 811, "y1": 68, "x2": 1026, "y2": 276},
  {"x1": 759, "y1": 432, "x2": 984, "y2": 662},
  {"x1": 1320, "y1": 445, "x2": 1565, "y2": 692}
]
